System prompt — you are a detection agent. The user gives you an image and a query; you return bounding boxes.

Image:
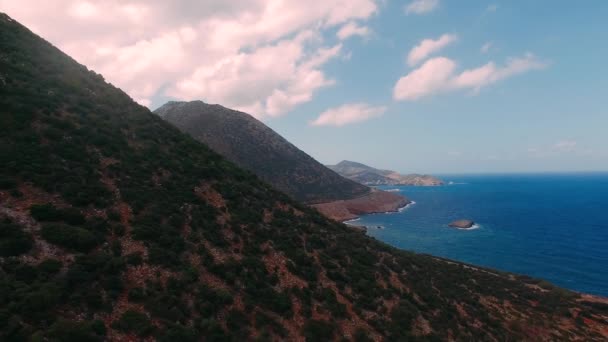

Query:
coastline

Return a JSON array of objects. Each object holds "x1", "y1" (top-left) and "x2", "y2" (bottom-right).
[
  {"x1": 342, "y1": 200, "x2": 414, "y2": 231},
  {"x1": 311, "y1": 189, "x2": 409, "y2": 222}
]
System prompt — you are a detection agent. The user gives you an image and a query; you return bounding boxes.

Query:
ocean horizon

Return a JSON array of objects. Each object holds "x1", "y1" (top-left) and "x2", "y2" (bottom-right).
[{"x1": 357, "y1": 172, "x2": 608, "y2": 297}]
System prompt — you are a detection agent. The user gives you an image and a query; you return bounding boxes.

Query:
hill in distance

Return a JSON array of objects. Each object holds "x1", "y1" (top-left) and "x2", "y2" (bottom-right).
[
  {"x1": 155, "y1": 101, "x2": 370, "y2": 204},
  {"x1": 1, "y1": 12, "x2": 607, "y2": 341},
  {"x1": 155, "y1": 101, "x2": 407, "y2": 221},
  {"x1": 328, "y1": 160, "x2": 444, "y2": 186}
]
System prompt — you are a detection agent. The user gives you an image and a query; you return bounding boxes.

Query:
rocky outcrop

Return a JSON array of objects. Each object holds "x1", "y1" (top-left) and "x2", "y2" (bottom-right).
[
  {"x1": 312, "y1": 189, "x2": 410, "y2": 221},
  {"x1": 449, "y1": 220, "x2": 475, "y2": 229},
  {"x1": 328, "y1": 160, "x2": 444, "y2": 186}
]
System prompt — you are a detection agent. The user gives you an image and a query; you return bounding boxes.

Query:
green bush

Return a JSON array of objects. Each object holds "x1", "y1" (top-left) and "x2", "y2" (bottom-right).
[
  {"x1": 47, "y1": 319, "x2": 106, "y2": 342},
  {"x1": 29, "y1": 203, "x2": 85, "y2": 225},
  {"x1": 159, "y1": 324, "x2": 197, "y2": 342},
  {"x1": 111, "y1": 310, "x2": 153, "y2": 336},
  {"x1": 41, "y1": 223, "x2": 102, "y2": 252},
  {"x1": 37, "y1": 259, "x2": 62, "y2": 276},
  {"x1": 30, "y1": 204, "x2": 63, "y2": 222},
  {"x1": 303, "y1": 319, "x2": 335, "y2": 341},
  {"x1": 0, "y1": 218, "x2": 33, "y2": 256}
]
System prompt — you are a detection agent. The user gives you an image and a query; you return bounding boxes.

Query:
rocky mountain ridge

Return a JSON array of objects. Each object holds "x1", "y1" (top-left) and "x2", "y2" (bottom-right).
[
  {"x1": 328, "y1": 160, "x2": 444, "y2": 186},
  {"x1": 155, "y1": 101, "x2": 408, "y2": 221}
]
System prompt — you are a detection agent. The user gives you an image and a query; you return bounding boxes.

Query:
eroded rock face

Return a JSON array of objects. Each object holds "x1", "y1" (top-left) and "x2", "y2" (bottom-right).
[
  {"x1": 312, "y1": 189, "x2": 410, "y2": 221},
  {"x1": 449, "y1": 220, "x2": 475, "y2": 229}
]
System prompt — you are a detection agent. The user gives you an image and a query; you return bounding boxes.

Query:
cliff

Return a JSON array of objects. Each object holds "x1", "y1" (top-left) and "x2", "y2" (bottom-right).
[{"x1": 312, "y1": 190, "x2": 410, "y2": 221}]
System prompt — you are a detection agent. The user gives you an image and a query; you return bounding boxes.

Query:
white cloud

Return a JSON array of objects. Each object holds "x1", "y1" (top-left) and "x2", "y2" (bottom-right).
[
  {"x1": 311, "y1": 103, "x2": 386, "y2": 126},
  {"x1": 394, "y1": 54, "x2": 547, "y2": 101},
  {"x1": 554, "y1": 140, "x2": 577, "y2": 152},
  {"x1": 393, "y1": 57, "x2": 456, "y2": 101},
  {"x1": 168, "y1": 32, "x2": 342, "y2": 118},
  {"x1": 453, "y1": 53, "x2": 548, "y2": 91},
  {"x1": 1, "y1": 0, "x2": 379, "y2": 118},
  {"x1": 486, "y1": 4, "x2": 499, "y2": 12},
  {"x1": 404, "y1": 0, "x2": 439, "y2": 15},
  {"x1": 481, "y1": 42, "x2": 492, "y2": 53},
  {"x1": 407, "y1": 33, "x2": 457, "y2": 66},
  {"x1": 337, "y1": 21, "x2": 370, "y2": 40},
  {"x1": 68, "y1": 1, "x2": 98, "y2": 18}
]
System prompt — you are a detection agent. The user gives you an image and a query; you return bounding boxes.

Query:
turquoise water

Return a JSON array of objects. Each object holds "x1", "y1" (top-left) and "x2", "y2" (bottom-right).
[{"x1": 355, "y1": 173, "x2": 608, "y2": 296}]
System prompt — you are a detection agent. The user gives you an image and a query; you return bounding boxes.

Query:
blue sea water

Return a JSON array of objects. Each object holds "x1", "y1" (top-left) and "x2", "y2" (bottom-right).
[{"x1": 355, "y1": 173, "x2": 608, "y2": 296}]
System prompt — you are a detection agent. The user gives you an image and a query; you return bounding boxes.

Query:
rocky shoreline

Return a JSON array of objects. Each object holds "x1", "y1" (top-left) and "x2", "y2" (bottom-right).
[{"x1": 311, "y1": 189, "x2": 410, "y2": 222}]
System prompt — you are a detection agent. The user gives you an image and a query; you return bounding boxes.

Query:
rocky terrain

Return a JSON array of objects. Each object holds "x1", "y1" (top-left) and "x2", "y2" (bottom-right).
[
  {"x1": 312, "y1": 190, "x2": 410, "y2": 222},
  {"x1": 328, "y1": 160, "x2": 444, "y2": 186},
  {"x1": 1, "y1": 13, "x2": 608, "y2": 341},
  {"x1": 449, "y1": 220, "x2": 476, "y2": 229}
]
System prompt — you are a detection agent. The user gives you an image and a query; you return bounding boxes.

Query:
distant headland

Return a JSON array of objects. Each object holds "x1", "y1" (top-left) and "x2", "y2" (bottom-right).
[{"x1": 327, "y1": 160, "x2": 444, "y2": 186}]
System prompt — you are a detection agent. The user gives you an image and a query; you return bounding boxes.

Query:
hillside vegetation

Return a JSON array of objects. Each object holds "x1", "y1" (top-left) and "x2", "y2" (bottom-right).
[
  {"x1": 156, "y1": 101, "x2": 371, "y2": 204},
  {"x1": 1, "y1": 13, "x2": 607, "y2": 341}
]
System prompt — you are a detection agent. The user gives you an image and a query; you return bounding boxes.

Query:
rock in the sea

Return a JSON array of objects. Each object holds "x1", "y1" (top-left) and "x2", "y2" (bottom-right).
[{"x1": 449, "y1": 220, "x2": 475, "y2": 229}]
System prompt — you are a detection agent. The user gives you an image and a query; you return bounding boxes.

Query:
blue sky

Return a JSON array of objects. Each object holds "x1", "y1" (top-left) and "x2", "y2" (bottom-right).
[
  {"x1": 268, "y1": 1, "x2": 608, "y2": 173},
  {"x1": 3, "y1": 0, "x2": 608, "y2": 173}
]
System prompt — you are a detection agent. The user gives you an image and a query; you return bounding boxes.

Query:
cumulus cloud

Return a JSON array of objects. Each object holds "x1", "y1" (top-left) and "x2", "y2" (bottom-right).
[
  {"x1": 407, "y1": 33, "x2": 457, "y2": 66},
  {"x1": 394, "y1": 54, "x2": 547, "y2": 101},
  {"x1": 1, "y1": 0, "x2": 379, "y2": 118},
  {"x1": 404, "y1": 0, "x2": 439, "y2": 15},
  {"x1": 311, "y1": 103, "x2": 386, "y2": 126},
  {"x1": 393, "y1": 57, "x2": 456, "y2": 101},
  {"x1": 336, "y1": 21, "x2": 370, "y2": 40}
]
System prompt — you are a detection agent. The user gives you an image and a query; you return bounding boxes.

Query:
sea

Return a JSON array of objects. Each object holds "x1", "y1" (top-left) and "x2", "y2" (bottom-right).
[{"x1": 352, "y1": 173, "x2": 608, "y2": 297}]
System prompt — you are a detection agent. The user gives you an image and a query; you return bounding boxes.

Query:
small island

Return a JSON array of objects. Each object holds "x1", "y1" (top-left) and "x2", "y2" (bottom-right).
[{"x1": 449, "y1": 220, "x2": 475, "y2": 229}]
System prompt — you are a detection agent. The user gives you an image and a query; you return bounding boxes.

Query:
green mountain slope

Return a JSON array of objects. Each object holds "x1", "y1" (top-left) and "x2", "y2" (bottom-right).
[
  {"x1": 1, "y1": 13, "x2": 607, "y2": 341},
  {"x1": 155, "y1": 101, "x2": 371, "y2": 204}
]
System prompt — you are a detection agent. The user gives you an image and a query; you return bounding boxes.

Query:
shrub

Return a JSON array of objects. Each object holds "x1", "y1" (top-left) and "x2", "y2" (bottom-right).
[
  {"x1": 0, "y1": 218, "x2": 33, "y2": 256},
  {"x1": 37, "y1": 259, "x2": 62, "y2": 276},
  {"x1": 126, "y1": 252, "x2": 143, "y2": 266},
  {"x1": 41, "y1": 223, "x2": 103, "y2": 252},
  {"x1": 30, "y1": 203, "x2": 63, "y2": 221},
  {"x1": 128, "y1": 287, "x2": 146, "y2": 302},
  {"x1": 159, "y1": 324, "x2": 197, "y2": 342},
  {"x1": 303, "y1": 319, "x2": 335, "y2": 342},
  {"x1": 29, "y1": 203, "x2": 85, "y2": 225},
  {"x1": 112, "y1": 310, "x2": 153, "y2": 336},
  {"x1": 47, "y1": 320, "x2": 106, "y2": 342}
]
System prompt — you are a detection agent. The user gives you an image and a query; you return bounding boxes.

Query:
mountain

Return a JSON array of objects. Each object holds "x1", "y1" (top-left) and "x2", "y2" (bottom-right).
[
  {"x1": 155, "y1": 101, "x2": 408, "y2": 221},
  {"x1": 155, "y1": 101, "x2": 370, "y2": 204},
  {"x1": 1, "y1": 13, "x2": 607, "y2": 341},
  {"x1": 328, "y1": 160, "x2": 444, "y2": 186}
]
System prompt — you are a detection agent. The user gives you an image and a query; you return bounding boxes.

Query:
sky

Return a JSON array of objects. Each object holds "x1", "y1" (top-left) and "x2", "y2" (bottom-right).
[{"x1": 2, "y1": 0, "x2": 608, "y2": 173}]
